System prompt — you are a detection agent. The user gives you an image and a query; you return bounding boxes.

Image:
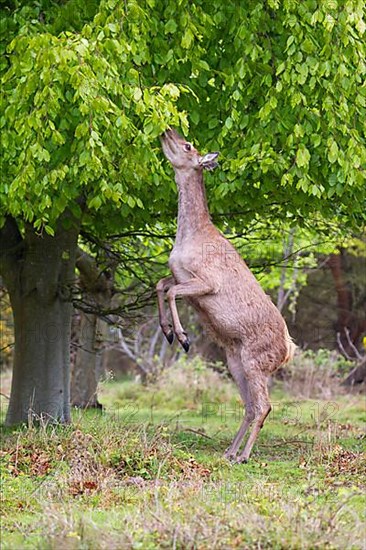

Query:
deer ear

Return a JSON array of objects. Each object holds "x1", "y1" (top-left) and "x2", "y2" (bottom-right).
[{"x1": 199, "y1": 152, "x2": 219, "y2": 171}]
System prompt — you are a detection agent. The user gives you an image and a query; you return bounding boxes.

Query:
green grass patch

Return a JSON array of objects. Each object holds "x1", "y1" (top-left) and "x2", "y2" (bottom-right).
[{"x1": 1, "y1": 358, "x2": 365, "y2": 549}]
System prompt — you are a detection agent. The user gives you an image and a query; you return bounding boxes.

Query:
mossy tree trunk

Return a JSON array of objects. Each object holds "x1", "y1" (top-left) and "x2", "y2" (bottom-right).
[{"x1": 0, "y1": 216, "x2": 79, "y2": 425}]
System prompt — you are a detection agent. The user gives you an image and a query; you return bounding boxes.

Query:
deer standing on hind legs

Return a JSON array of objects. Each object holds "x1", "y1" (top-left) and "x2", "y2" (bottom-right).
[{"x1": 156, "y1": 129, "x2": 296, "y2": 463}]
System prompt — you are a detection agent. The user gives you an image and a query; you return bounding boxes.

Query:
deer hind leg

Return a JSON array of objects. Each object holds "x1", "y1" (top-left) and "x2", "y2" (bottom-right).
[
  {"x1": 224, "y1": 350, "x2": 254, "y2": 460},
  {"x1": 235, "y1": 371, "x2": 271, "y2": 464},
  {"x1": 156, "y1": 276, "x2": 175, "y2": 344}
]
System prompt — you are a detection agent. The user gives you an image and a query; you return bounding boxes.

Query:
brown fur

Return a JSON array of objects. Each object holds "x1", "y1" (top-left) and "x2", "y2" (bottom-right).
[{"x1": 157, "y1": 129, "x2": 295, "y2": 462}]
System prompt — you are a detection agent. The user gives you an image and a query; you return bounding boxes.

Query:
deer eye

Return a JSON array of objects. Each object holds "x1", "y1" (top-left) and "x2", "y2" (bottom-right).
[{"x1": 184, "y1": 143, "x2": 192, "y2": 152}]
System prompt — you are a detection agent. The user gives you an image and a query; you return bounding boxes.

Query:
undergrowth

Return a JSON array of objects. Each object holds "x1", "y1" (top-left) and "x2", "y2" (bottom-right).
[{"x1": 1, "y1": 351, "x2": 365, "y2": 549}]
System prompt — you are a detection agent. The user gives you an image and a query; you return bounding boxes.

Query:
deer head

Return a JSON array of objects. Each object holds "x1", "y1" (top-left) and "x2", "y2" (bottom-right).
[{"x1": 161, "y1": 128, "x2": 219, "y2": 172}]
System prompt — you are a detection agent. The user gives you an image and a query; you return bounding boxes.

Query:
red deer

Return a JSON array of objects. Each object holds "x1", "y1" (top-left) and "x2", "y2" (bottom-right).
[{"x1": 157, "y1": 129, "x2": 296, "y2": 462}]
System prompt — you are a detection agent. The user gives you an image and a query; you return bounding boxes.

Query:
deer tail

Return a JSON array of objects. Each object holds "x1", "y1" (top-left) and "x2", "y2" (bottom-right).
[{"x1": 283, "y1": 325, "x2": 297, "y2": 364}]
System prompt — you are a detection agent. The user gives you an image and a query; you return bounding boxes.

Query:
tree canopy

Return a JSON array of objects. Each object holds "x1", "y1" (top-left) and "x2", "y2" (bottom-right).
[{"x1": 1, "y1": 0, "x2": 365, "y2": 239}]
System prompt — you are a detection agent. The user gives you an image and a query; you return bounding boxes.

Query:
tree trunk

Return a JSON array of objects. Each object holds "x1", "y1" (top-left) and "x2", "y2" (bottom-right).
[
  {"x1": 1, "y1": 216, "x2": 79, "y2": 425},
  {"x1": 70, "y1": 249, "x2": 113, "y2": 408},
  {"x1": 327, "y1": 249, "x2": 363, "y2": 357},
  {"x1": 71, "y1": 307, "x2": 101, "y2": 408}
]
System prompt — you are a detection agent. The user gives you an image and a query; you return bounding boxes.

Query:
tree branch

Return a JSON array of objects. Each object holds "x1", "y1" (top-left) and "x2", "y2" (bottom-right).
[{"x1": 76, "y1": 248, "x2": 112, "y2": 294}]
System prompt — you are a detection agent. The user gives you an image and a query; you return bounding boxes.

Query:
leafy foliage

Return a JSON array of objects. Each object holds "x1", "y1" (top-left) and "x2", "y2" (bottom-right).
[
  {"x1": 1, "y1": 0, "x2": 365, "y2": 238},
  {"x1": 1, "y1": 2, "x2": 190, "y2": 236}
]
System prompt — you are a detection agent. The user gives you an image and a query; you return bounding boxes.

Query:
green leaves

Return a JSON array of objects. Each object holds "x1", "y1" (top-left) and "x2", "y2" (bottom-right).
[
  {"x1": 0, "y1": 0, "x2": 192, "y2": 234},
  {"x1": 88, "y1": 196, "x2": 102, "y2": 210},
  {"x1": 133, "y1": 88, "x2": 143, "y2": 102},
  {"x1": 181, "y1": 28, "x2": 194, "y2": 49},
  {"x1": 328, "y1": 139, "x2": 339, "y2": 164},
  {"x1": 1, "y1": 0, "x2": 365, "y2": 238},
  {"x1": 296, "y1": 146, "x2": 311, "y2": 169},
  {"x1": 165, "y1": 20, "x2": 177, "y2": 34}
]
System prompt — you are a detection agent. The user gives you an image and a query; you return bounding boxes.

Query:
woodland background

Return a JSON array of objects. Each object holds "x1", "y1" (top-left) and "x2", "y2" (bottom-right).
[{"x1": 0, "y1": 1, "x2": 365, "y2": 548}]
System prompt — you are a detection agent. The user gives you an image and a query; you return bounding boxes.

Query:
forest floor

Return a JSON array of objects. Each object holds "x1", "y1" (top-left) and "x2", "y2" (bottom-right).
[{"x1": 1, "y1": 355, "x2": 365, "y2": 549}]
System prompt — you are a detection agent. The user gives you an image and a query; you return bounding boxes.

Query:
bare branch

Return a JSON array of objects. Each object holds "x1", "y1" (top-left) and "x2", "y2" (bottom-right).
[
  {"x1": 336, "y1": 332, "x2": 353, "y2": 361},
  {"x1": 344, "y1": 327, "x2": 363, "y2": 361}
]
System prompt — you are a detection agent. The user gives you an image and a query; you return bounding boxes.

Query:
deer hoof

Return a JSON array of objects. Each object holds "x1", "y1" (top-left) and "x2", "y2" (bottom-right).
[
  {"x1": 224, "y1": 449, "x2": 237, "y2": 462},
  {"x1": 235, "y1": 455, "x2": 249, "y2": 464},
  {"x1": 166, "y1": 330, "x2": 174, "y2": 345},
  {"x1": 181, "y1": 333, "x2": 190, "y2": 353}
]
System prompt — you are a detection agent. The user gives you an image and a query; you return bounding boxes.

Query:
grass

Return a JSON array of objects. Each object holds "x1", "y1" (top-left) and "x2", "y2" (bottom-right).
[{"x1": 1, "y1": 354, "x2": 365, "y2": 549}]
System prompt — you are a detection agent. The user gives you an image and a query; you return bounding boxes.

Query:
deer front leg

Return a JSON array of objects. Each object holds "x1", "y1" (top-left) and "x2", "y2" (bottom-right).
[
  {"x1": 167, "y1": 278, "x2": 213, "y2": 352},
  {"x1": 156, "y1": 276, "x2": 176, "y2": 344}
]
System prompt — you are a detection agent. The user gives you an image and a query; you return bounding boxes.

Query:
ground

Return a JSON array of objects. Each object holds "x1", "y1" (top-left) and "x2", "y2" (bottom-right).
[{"x1": 1, "y1": 354, "x2": 365, "y2": 549}]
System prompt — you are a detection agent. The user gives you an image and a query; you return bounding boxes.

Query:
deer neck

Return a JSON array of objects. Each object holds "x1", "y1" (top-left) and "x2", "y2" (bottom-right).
[{"x1": 175, "y1": 169, "x2": 211, "y2": 243}]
